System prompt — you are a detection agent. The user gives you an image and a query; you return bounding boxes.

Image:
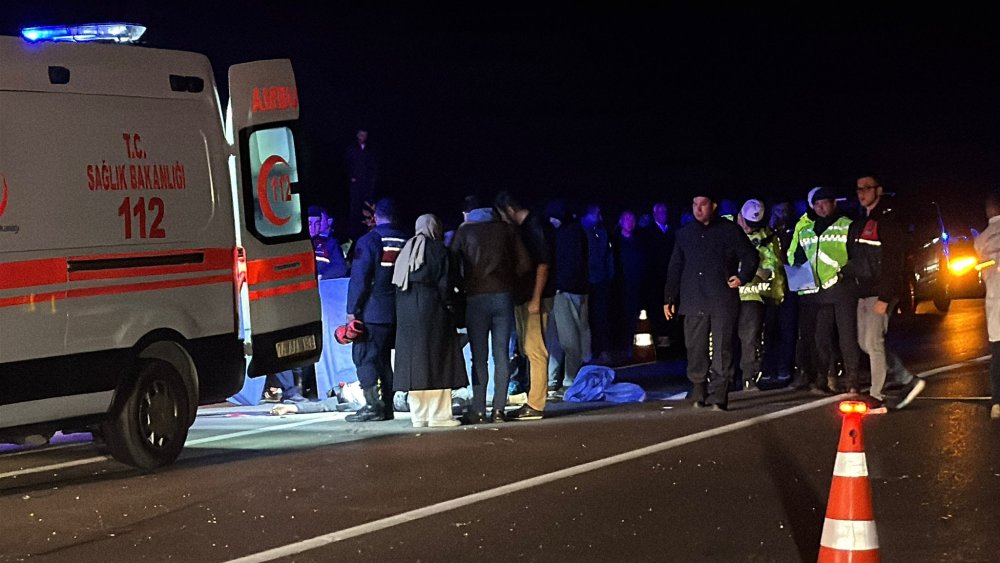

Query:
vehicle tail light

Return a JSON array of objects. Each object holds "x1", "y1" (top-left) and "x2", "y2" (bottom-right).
[
  {"x1": 233, "y1": 246, "x2": 247, "y2": 292},
  {"x1": 948, "y1": 256, "x2": 976, "y2": 276}
]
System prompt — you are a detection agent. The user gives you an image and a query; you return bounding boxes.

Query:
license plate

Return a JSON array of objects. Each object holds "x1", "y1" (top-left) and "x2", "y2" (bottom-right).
[{"x1": 275, "y1": 335, "x2": 316, "y2": 358}]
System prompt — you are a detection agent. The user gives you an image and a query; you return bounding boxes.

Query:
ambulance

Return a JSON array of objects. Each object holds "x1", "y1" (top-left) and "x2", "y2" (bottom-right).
[{"x1": 0, "y1": 23, "x2": 323, "y2": 469}]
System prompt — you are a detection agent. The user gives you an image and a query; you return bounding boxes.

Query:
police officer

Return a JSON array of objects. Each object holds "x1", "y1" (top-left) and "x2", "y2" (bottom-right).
[
  {"x1": 788, "y1": 187, "x2": 861, "y2": 393},
  {"x1": 734, "y1": 199, "x2": 786, "y2": 390},
  {"x1": 345, "y1": 198, "x2": 408, "y2": 422}
]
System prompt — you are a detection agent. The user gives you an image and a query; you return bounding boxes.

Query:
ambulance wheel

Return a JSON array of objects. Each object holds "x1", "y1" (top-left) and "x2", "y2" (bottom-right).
[{"x1": 101, "y1": 359, "x2": 191, "y2": 470}]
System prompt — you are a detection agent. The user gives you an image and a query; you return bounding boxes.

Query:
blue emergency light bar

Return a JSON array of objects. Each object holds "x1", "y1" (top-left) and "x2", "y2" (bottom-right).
[{"x1": 21, "y1": 23, "x2": 146, "y2": 44}]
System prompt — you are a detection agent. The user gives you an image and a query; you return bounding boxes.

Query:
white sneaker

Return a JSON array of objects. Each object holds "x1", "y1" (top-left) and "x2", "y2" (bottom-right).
[
  {"x1": 895, "y1": 378, "x2": 926, "y2": 410},
  {"x1": 991, "y1": 404, "x2": 1000, "y2": 420},
  {"x1": 428, "y1": 419, "x2": 461, "y2": 428},
  {"x1": 507, "y1": 392, "x2": 527, "y2": 406}
]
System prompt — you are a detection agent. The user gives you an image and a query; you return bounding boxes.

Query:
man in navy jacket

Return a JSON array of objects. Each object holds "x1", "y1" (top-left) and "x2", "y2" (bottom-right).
[
  {"x1": 664, "y1": 193, "x2": 759, "y2": 410},
  {"x1": 345, "y1": 198, "x2": 408, "y2": 421}
]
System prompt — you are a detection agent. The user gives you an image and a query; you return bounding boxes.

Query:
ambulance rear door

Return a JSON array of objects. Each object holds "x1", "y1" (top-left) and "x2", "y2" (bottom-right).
[{"x1": 228, "y1": 59, "x2": 322, "y2": 376}]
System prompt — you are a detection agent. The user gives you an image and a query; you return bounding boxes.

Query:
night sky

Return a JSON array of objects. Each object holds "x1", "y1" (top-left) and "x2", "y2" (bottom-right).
[{"x1": 4, "y1": 3, "x2": 1000, "y2": 231}]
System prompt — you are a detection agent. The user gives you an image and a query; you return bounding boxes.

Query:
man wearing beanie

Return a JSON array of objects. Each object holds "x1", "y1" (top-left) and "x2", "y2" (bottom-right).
[
  {"x1": 735, "y1": 199, "x2": 786, "y2": 391},
  {"x1": 664, "y1": 193, "x2": 759, "y2": 410}
]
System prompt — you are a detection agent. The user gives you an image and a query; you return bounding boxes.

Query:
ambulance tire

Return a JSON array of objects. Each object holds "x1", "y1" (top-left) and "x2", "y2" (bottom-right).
[{"x1": 101, "y1": 359, "x2": 191, "y2": 470}]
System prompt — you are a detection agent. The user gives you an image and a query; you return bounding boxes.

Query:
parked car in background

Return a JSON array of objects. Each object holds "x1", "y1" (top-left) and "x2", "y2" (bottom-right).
[{"x1": 902, "y1": 232, "x2": 985, "y2": 313}]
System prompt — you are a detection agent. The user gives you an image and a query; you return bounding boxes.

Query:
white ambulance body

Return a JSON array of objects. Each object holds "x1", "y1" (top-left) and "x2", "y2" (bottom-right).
[{"x1": 0, "y1": 26, "x2": 323, "y2": 469}]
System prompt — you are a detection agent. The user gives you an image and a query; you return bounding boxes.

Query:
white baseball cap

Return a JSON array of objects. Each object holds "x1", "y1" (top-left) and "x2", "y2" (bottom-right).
[{"x1": 741, "y1": 199, "x2": 766, "y2": 225}]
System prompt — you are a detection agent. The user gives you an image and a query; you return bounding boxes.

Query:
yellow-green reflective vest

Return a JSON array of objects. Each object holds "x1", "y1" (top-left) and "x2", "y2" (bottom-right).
[{"x1": 788, "y1": 215, "x2": 851, "y2": 294}]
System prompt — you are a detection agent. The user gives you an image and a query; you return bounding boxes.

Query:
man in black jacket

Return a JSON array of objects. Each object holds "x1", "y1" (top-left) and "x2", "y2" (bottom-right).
[
  {"x1": 345, "y1": 129, "x2": 377, "y2": 239},
  {"x1": 664, "y1": 193, "x2": 759, "y2": 410},
  {"x1": 496, "y1": 191, "x2": 556, "y2": 420},
  {"x1": 847, "y1": 175, "x2": 925, "y2": 410}
]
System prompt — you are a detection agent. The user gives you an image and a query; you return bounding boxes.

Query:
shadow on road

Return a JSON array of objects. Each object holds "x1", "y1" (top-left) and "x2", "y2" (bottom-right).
[{"x1": 760, "y1": 424, "x2": 824, "y2": 562}]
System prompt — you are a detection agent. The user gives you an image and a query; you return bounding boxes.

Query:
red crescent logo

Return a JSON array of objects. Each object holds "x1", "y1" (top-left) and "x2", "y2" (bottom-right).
[
  {"x1": 0, "y1": 175, "x2": 8, "y2": 217},
  {"x1": 257, "y1": 155, "x2": 291, "y2": 226}
]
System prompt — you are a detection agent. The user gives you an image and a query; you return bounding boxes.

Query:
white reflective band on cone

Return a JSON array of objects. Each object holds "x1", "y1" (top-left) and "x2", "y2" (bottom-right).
[
  {"x1": 820, "y1": 518, "x2": 879, "y2": 551},
  {"x1": 634, "y1": 334, "x2": 652, "y2": 346},
  {"x1": 832, "y1": 452, "x2": 869, "y2": 477}
]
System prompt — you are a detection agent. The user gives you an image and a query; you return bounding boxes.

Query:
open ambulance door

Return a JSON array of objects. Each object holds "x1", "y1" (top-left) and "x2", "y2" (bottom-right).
[{"x1": 227, "y1": 59, "x2": 322, "y2": 376}]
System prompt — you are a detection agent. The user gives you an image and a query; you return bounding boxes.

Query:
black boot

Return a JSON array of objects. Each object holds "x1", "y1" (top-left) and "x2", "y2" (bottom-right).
[
  {"x1": 346, "y1": 387, "x2": 386, "y2": 422},
  {"x1": 789, "y1": 369, "x2": 810, "y2": 390},
  {"x1": 379, "y1": 385, "x2": 395, "y2": 421}
]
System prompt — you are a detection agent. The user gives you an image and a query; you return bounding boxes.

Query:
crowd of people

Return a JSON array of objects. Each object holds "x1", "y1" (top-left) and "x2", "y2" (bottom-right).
[{"x1": 265, "y1": 147, "x2": 939, "y2": 422}]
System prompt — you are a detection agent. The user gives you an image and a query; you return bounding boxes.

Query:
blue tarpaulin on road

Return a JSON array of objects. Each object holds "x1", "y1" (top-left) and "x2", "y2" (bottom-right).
[{"x1": 563, "y1": 365, "x2": 646, "y2": 403}]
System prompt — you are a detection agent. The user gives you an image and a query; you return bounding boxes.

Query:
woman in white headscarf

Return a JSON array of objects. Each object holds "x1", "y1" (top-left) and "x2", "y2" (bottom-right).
[{"x1": 392, "y1": 214, "x2": 468, "y2": 427}]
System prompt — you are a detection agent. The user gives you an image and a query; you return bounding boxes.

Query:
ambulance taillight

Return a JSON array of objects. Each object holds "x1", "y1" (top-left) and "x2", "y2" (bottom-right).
[{"x1": 233, "y1": 246, "x2": 247, "y2": 293}]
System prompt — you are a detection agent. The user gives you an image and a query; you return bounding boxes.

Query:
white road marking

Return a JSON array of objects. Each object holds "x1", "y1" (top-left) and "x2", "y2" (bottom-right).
[
  {"x1": 0, "y1": 413, "x2": 345, "y2": 480},
  {"x1": 918, "y1": 396, "x2": 990, "y2": 401},
  {"x1": 225, "y1": 395, "x2": 845, "y2": 563},
  {"x1": 1, "y1": 355, "x2": 990, "y2": 483},
  {"x1": 0, "y1": 456, "x2": 109, "y2": 480},
  {"x1": 186, "y1": 413, "x2": 347, "y2": 446},
  {"x1": 916, "y1": 355, "x2": 989, "y2": 378}
]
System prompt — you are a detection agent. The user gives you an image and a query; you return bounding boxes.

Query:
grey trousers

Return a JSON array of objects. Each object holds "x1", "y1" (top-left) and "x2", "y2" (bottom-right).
[
  {"x1": 857, "y1": 296, "x2": 911, "y2": 399},
  {"x1": 548, "y1": 291, "x2": 591, "y2": 388}
]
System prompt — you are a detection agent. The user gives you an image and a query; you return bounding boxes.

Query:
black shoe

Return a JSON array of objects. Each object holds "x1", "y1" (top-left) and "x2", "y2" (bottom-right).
[
  {"x1": 345, "y1": 404, "x2": 387, "y2": 422},
  {"x1": 346, "y1": 387, "x2": 388, "y2": 422},
  {"x1": 894, "y1": 378, "x2": 926, "y2": 410},
  {"x1": 462, "y1": 411, "x2": 488, "y2": 425},
  {"x1": 692, "y1": 400, "x2": 707, "y2": 409},
  {"x1": 490, "y1": 408, "x2": 508, "y2": 423},
  {"x1": 789, "y1": 371, "x2": 811, "y2": 390},
  {"x1": 809, "y1": 383, "x2": 833, "y2": 395},
  {"x1": 743, "y1": 380, "x2": 760, "y2": 392},
  {"x1": 509, "y1": 405, "x2": 544, "y2": 421},
  {"x1": 547, "y1": 383, "x2": 560, "y2": 393},
  {"x1": 261, "y1": 387, "x2": 282, "y2": 404},
  {"x1": 710, "y1": 403, "x2": 728, "y2": 412},
  {"x1": 862, "y1": 395, "x2": 887, "y2": 412}
]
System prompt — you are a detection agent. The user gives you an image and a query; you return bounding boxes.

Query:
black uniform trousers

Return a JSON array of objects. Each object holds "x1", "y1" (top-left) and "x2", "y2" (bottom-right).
[
  {"x1": 684, "y1": 313, "x2": 737, "y2": 407},
  {"x1": 352, "y1": 322, "x2": 395, "y2": 399},
  {"x1": 815, "y1": 299, "x2": 861, "y2": 389},
  {"x1": 737, "y1": 300, "x2": 765, "y2": 384}
]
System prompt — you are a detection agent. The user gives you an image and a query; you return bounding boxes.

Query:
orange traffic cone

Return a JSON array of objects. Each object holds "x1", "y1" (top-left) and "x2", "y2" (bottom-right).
[
  {"x1": 632, "y1": 309, "x2": 656, "y2": 363},
  {"x1": 818, "y1": 401, "x2": 881, "y2": 562}
]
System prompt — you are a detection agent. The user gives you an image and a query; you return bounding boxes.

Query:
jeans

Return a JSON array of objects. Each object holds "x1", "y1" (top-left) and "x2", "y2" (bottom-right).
[
  {"x1": 265, "y1": 370, "x2": 302, "y2": 398},
  {"x1": 466, "y1": 292, "x2": 515, "y2": 414},
  {"x1": 549, "y1": 292, "x2": 591, "y2": 388},
  {"x1": 795, "y1": 298, "x2": 820, "y2": 379}
]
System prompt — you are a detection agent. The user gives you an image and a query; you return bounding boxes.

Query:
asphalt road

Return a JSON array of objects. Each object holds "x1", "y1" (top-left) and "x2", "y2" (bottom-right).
[{"x1": 2, "y1": 299, "x2": 997, "y2": 562}]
